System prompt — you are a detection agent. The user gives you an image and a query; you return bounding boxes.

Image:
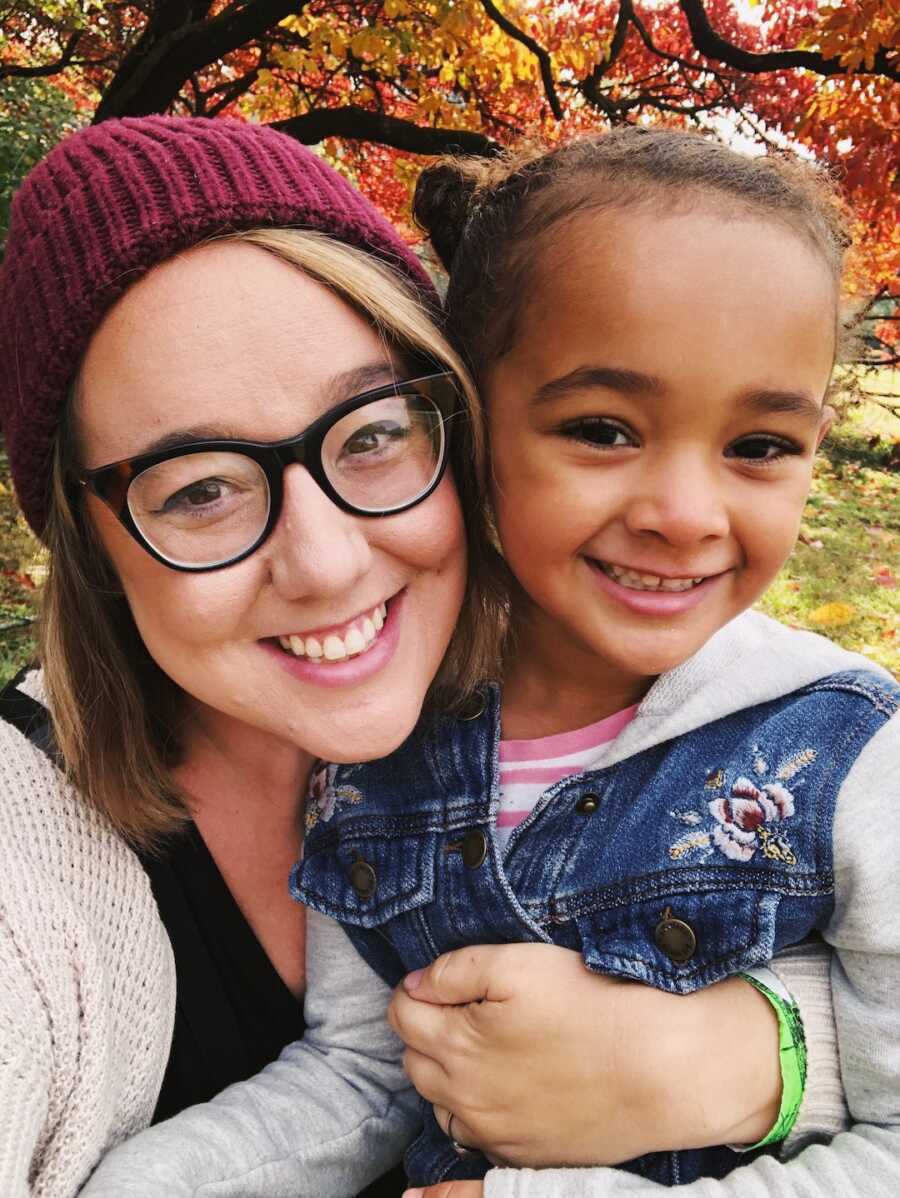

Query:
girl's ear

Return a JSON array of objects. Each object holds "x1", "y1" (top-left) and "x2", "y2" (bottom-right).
[{"x1": 816, "y1": 405, "x2": 837, "y2": 451}]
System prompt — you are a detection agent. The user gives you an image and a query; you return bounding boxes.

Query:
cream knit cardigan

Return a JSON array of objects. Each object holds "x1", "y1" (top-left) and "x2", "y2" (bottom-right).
[{"x1": 0, "y1": 686, "x2": 175, "y2": 1198}]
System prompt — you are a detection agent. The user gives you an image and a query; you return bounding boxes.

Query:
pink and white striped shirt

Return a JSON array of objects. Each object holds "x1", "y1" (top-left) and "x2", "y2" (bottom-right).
[{"x1": 496, "y1": 705, "x2": 639, "y2": 850}]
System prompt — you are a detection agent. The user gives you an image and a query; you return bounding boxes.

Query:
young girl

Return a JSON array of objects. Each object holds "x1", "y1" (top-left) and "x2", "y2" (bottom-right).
[
  {"x1": 293, "y1": 128, "x2": 899, "y2": 1195},
  {"x1": 80, "y1": 129, "x2": 891, "y2": 1197}
]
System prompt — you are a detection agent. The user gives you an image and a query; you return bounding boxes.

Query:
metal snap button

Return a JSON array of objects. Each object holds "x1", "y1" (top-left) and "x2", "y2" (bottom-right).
[
  {"x1": 654, "y1": 906, "x2": 696, "y2": 964},
  {"x1": 462, "y1": 828, "x2": 488, "y2": 869},
  {"x1": 575, "y1": 793, "x2": 600, "y2": 815},
  {"x1": 458, "y1": 690, "x2": 486, "y2": 720},
  {"x1": 445, "y1": 828, "x2": 489, "y2": 870},
  {"x1": 349, "y1": 858, "x2": 377, "y2": 900}
]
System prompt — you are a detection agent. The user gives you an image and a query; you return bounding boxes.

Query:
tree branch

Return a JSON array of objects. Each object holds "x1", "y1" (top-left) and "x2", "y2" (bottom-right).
[
  {"x1": 0, "y1": 31, "x2": 81, "y2": 81},
  {"x1": 94, "y1": 0, "x2": 296, "y2": 121},
  {"x1": 271, "y1": 106, "x2": 500, "y2": 156},
  {"x1": 679, "y1": 0, "x2": 899, "y2": 83},
  {"x1": 479, "y1": 0, "x2": 562, "y2": 119},
  {"x1": 580, "y1": 0, "x2": 633, "y2": 105}
]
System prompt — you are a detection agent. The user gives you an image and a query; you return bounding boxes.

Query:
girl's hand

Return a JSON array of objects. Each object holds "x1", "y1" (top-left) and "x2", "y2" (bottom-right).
[
  {"x1": 403, "y1": 1187, "x2": 483, "y2": 1198},
  {"x1": 388, "y1": 943, "x2": 781, "y2": 1168}
]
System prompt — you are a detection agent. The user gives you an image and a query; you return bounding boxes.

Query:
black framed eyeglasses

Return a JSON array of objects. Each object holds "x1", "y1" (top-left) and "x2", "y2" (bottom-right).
[{"x1": 78, "y1": 372, "x2": 460, "y2": 572}]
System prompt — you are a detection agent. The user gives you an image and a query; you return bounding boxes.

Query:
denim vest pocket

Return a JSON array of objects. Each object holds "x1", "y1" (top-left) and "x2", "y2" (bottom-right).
[
  {"x1": 575, "y1": 886, "x2": 780, "y2": 993},
  {"x1": 297, "y1": 828, "x2": 438, "y2": 928}
]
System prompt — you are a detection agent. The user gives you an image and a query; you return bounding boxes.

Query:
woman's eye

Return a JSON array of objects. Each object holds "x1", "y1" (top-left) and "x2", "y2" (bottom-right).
[
  {"x1": 161, "y1": 479, "x2": 227, "y2": 511},
  {"x1": 561, "y1": 418, "x2": 636, "y2": 449},
  {"x1": 342, "y1": 421, "x2": 406, "y2": 457},
  {"x1": 727, "y1": 436, "x2": 801, "y2": 464}
]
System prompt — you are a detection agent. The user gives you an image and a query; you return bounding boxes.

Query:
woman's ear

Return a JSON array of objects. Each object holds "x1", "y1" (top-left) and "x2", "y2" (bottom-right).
[{"x1": 816, "y1": 404, "x2": 837, "y2": 451}]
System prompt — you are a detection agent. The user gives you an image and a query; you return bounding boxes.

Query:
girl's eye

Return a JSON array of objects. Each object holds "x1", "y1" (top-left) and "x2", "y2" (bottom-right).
[
  {"x1": 560, "y1": 418, "x2": 637, "y2": 449},
  {"x1": 726, "y1": 435, "x2": 802, "y2": 465}
]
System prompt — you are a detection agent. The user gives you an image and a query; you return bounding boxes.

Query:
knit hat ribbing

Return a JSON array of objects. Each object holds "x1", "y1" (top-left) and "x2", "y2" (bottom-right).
[{"x1": 0, "y1": 116, "x2": 436, "y2": 536}]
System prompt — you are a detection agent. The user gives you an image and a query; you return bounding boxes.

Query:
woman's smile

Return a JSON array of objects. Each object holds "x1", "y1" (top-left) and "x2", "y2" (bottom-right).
[
  {"x1": 273, "y1": 597, "x2": 389, "y2": 660},
  {"x1": 79, "y1": 242, "x2": 466, "y2": 761},
  {"x1": 263, "y1": 591, "x2": 404, "y2": 689}
]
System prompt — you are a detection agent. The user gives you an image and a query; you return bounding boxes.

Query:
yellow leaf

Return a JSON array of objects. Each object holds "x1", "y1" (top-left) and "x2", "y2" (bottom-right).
[{"x1": 808, "y1": 602, "x2": 858, "y2": 628}]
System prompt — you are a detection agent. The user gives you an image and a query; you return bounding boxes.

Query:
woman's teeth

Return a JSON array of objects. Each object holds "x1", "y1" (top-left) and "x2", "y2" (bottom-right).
[
  {"x1": 278, "y1": 602, "x2": 387, "y2": 662},
  {"x1": 600, "y1": 563, "x2": 705, "y2": 592}
]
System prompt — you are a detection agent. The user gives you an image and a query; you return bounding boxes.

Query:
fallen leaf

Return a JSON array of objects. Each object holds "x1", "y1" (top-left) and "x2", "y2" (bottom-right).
[
  {"x1": 873, "y1": 566, "x2": 896, "y2": 588},
  {"x1": 808, "y1": 602, "x2": 858, "y2": 628}
]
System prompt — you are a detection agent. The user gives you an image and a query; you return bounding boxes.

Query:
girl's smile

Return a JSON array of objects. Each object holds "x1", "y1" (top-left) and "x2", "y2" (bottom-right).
[
  {"x1": 488, "y1": 205, "x2": 836, "y2": 714},
  {"x1": 587, "y1": 558, "x2": 727, "y2": 615}
]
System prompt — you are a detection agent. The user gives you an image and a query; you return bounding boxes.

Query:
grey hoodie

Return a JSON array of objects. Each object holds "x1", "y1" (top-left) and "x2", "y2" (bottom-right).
[{"x1": 80, "y1": 611, "x2": 900, "y2": 1197}]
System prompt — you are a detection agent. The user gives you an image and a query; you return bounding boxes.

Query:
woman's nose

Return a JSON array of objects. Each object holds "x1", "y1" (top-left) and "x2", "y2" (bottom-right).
[
  {"x1": 266, "y1": 463, "x2": 374, "y2": 598},
  {"x1": 624, "y1": 454, "x2": 730, "y2": 547}
]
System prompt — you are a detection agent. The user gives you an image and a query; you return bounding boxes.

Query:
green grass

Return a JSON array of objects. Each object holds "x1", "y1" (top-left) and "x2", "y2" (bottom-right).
[
  {"x1": 757, "y1": 418, "x2": 899, "y2": 677},
  {"x1": 0, "y1": 395, "x2": 897, "y2": 687}
]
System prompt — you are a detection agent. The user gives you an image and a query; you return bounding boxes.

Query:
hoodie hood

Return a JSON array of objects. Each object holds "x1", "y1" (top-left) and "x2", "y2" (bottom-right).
[{"x1": 602, "y1": 610, "x2": 891, "y2": 769}]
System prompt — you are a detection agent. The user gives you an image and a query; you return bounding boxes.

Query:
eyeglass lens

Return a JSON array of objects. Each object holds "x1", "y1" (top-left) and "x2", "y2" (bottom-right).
[{"x1": 126, "y1": 392, "x2": 446, "y2": 567}]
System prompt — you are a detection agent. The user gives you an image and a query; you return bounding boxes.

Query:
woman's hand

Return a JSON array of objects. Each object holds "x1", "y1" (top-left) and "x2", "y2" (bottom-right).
[{"x1": 388, "y1": 943, "x2": 781, "y2": 1169}]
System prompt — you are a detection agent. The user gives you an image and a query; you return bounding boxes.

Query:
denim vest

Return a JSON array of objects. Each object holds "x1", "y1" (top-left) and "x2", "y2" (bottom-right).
[{"x1": 292, "y1": 669, "x2": 898, "y2": 1187}]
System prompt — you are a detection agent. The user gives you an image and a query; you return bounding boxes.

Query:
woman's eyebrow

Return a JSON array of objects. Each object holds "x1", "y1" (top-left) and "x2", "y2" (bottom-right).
[
  {"x1": 137, "y1": 363, "x2": 398, "y2": 456},
  {"x1": 531, "y1": 366, "x2": 663, "y2": 405},
  {"x1": 324, "y1": 361, "x2": 399, "y2": 405},
  {"x1": 141, "y1": 426, "x2": 241, "y2": 455}
]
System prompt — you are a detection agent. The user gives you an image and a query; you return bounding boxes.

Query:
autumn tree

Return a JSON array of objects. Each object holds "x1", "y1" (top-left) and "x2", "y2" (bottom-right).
[{"x1": 1, "y1": 1, "x2": 897, "y2": 358}]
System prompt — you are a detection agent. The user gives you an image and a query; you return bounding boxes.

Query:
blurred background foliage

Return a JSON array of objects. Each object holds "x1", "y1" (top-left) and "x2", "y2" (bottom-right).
[{"x1": 0, "y1": 2, "x2": 896, "y2": 679}]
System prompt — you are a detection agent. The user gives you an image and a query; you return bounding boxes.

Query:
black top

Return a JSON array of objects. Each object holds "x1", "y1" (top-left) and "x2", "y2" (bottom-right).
[
  {"x1": 0, "y1": 672, "x2": 405, "y2": 1198},
  {"x1": 139, "y1": 823, "x2": 305, "y2": 1122},
  {"x1": 140, "y1": 826, "x2": 407, "y2": 1198}
]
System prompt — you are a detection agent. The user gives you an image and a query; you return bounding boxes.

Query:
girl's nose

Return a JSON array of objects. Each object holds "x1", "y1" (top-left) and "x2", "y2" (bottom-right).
[
  {"x1": 624, "y1": 456, "x2": 730, "y2": 547},
  {"x1": 266, "y1": 463, "x2": 374, "y2": 599}
]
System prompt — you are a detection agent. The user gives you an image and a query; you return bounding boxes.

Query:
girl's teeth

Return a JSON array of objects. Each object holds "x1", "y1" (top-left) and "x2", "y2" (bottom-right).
[
  {"x1": 279, "y1": 603, "x2": 388, "y2": 662},
  {"x1": 602, "y1": 563, "x2": 703, "y2": 592}
]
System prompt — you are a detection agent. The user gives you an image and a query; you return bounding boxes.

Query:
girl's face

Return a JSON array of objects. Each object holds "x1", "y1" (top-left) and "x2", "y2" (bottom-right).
[
  {"x1": 78, "y1": 242, "x2": 466, "y2": 764},
  {"x1": 487, "y1": 207, "x2": 835, "y2": 691}
]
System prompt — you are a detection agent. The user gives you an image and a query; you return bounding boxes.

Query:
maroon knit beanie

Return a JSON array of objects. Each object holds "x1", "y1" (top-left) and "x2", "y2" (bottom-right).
[{"x1": 0, "y1": 115, "x2": 437, "y2": 537}]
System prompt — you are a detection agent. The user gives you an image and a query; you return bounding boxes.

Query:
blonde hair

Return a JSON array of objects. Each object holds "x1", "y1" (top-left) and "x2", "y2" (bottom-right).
[{"x1": 41, "y1": 228, "x2": 505, "y2": 849}]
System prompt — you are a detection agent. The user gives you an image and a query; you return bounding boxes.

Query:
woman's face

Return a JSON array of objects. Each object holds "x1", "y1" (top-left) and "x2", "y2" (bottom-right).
[{"x1": 77, "y1": 242, "x2": 466, "y2": 763}]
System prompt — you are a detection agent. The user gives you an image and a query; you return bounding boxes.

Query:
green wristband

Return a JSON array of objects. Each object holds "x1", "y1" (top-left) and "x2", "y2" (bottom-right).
[{"x1": 738, "y1": 968, "x2": 808, "y2": 1149}]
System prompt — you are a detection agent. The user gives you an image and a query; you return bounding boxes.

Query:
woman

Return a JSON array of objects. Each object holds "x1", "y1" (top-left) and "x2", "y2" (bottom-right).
[{"x1": 0, "y1": 117, "x2": 843, "y2": 1198}]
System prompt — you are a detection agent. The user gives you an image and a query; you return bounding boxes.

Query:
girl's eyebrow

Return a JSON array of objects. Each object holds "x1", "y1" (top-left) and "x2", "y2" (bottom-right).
[
  {"x1": 531, "y1": 369, "x2": 823, "y2": 424},
  {"x1": 138, "y1": 362, "x2": 397, "y2": 456},
  {"x1": 531, "y1": 366, "x2": 663, "y2": 405},
  {"x1": 738, "y1": 388, "x2": 822, "y2": 423}
]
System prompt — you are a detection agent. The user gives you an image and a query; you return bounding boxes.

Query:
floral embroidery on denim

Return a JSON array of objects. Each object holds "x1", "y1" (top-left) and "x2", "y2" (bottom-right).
[
  {"x1": 305, "y1": 761, "x2": 364, "y2": 831},
  {"x1": 708, "y1": 777, "x2": 795, "y2": 862},
  {"x1": 669, "y1": 746, "x2": 815, "y2": 865}
]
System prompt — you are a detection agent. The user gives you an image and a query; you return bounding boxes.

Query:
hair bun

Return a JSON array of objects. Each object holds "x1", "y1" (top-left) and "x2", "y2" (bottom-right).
[{"x1": 413, "y1": 159, "x2": 481, "y2": 272}]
